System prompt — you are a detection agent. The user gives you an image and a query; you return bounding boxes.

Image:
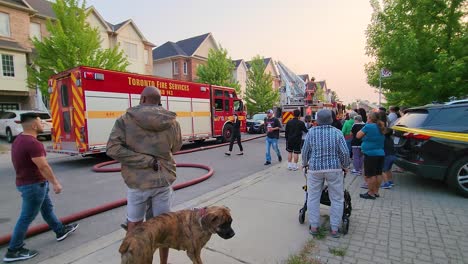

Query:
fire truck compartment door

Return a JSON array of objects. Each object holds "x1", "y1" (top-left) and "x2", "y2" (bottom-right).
[{"x1": 85, "y1": 91, "x2": 130, "y2": 146}]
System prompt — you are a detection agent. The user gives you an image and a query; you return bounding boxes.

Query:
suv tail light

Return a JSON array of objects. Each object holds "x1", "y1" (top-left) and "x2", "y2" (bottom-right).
[
  {"x1": 14, "y1": 120, "x2": 21, "y2": 124},
  {"x1": 403, "y1": 132, "x2": 431, "y2": 141}
]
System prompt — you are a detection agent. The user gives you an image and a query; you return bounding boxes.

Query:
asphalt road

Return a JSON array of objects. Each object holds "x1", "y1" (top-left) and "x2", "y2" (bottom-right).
[{"x1": 0, "y1": 134, "x2": 281, "y2": 263}]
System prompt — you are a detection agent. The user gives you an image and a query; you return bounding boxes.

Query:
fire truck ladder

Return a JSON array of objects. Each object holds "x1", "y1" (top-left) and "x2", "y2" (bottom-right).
[{"x1": 276, "y1": 61, "x2": 306, "y2": 106}]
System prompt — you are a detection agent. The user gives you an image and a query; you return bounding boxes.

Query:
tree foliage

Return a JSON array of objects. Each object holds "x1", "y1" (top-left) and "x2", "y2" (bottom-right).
[
  {"x1": 196, "y1": 47, "x2": 240, "y2": 94},
  {"x1": 365, "y1": 0, "x2": 467, "y2": 106},
  {"x1": 244, "y1": 56, "x2": 279, "y2": 115},
  {"x1": 28, "y1": 0, "x2": 129, "y2": 93},
  {"x1": 314, "y1": 86, "x2": 325, "y2": 102},
  {"x1": 331, "y1": 91, "x2": 339, "y2": 102}
]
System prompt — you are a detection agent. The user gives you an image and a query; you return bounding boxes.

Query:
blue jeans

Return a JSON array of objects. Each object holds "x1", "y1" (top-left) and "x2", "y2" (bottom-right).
[
  {"x1": 265, "y1": 137, "x2": 281, "y2": 162},
  {"x1": 9, "y1": 181, "x2": 63, "y2": 250}
]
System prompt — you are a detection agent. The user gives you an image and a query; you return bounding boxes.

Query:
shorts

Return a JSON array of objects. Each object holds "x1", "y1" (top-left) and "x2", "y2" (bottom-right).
[
  {"x1": 126, "y1": 186, "x2": 173, "y2": 222},
  {"x1": 286, "y1": 140, "x2": 302, "y2": 154},
  {"x1": 383, "y1": 155, "x2": 396, "y2": 172},
  {"x1": 363, "y1": 155, "x2": 384, "y2": 177}
]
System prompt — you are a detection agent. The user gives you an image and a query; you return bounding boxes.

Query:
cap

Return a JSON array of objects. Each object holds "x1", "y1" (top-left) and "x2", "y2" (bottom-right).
[
  {"x1": 266, "y1": 109, "x2": 274, "y2": 114},
  {"x1": 316, "y1": 109, "x2": 333, "y2": 125}
]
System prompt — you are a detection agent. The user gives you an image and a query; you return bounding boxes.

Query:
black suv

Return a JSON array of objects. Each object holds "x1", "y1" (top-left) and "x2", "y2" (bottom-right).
[{"x1": 392, "y1": 103, "x2": 468, "y2": 197}]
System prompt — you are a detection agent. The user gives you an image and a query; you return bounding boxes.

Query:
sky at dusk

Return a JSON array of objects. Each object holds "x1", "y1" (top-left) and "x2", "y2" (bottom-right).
[{"x1": 85, "y1": 0, "x2": 378, "y2": 104}]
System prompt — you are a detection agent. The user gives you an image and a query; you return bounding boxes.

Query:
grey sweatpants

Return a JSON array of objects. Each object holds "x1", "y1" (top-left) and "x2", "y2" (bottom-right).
[{"x1": 307, "y1": 170, "x2": 344, "y2": 232}]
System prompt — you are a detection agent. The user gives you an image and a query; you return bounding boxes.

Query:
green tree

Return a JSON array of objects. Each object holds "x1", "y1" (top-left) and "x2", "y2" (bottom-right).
[
  {"x1": 196, "y1": 47, "x2": 240, "y2": 94},
  {"x1": 314, "y1": 86, "x2": 325, "y2": 102},
  {"x1": 365, "y1": 0, "x2": 467, "y2": 106},
  {"x1": 331, "y1": 91, "x2": 339, "y2": 102},
  {"x1": 244, "y1": 56, "x2": 279, "y2": 115},
  {"x1": 28, "y1": 0, "x2": 129, "y2": 94}
]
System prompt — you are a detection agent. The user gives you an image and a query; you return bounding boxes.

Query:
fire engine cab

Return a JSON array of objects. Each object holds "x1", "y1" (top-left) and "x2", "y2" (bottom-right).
[{"x1": 47, "y1": 66, "x2": 246, "y2": 156}]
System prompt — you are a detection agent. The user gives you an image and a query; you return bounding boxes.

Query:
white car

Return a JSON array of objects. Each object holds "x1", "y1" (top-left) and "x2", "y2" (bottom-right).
[{"x1": 0, "y1": 110, "x2": 52, "y2": 143}]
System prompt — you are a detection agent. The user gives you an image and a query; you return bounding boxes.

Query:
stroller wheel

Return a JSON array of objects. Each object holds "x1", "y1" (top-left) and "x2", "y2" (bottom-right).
[
  {"x1": 298, "y1": 208, "x2": 306, "y2": 224},
  {"x1": 342, "y1": 218, "x2": 350, "y2": 235}
]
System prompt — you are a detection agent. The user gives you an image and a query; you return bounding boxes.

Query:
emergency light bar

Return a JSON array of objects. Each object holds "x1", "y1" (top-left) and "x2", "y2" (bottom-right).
[{"x1": 83, "y1": 72, "x2": 105, "y2": 80}]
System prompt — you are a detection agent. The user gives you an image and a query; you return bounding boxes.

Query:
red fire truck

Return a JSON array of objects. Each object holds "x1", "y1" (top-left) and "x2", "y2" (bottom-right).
[{"x1": 46, "y1": 66, "x2": 246, "y2": 156}]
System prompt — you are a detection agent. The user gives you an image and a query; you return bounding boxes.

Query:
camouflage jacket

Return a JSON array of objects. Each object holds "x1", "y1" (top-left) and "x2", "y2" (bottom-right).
[{"x1": 107, "y1": 104, "x2": 183, "y2": 190}]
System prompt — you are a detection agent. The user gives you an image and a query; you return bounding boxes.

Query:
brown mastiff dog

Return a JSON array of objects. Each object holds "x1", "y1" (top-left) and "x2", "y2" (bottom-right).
[{"x1": 119, "y1": 206, "x2": 235, "y2": 264}]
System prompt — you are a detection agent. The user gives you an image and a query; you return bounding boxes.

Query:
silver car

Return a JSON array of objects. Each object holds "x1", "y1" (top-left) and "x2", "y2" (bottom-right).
[{"x1": 0, "y1": 110, "x2": 52, "y2": 143}]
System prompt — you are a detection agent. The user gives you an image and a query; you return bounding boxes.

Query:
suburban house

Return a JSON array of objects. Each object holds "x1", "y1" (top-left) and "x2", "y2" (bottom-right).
[
  {"x1": 152, "y1": 32, "x2": 219, "y2": 82},
  {"x1": 298, "y1": 74, "x2": 310, "y2": 83},
  {"x1": 86, "y1": 6, "x2": 155, "y2": 75},
  {"x1": 0, "y1": 0, "x2": 52, "y2": 110},
  {"x1": 232, "y1": 59, "x2": 248, "y2": 98},
  {"x1": 0, "y1": 0, "x2": 154, "y2": 111},
  {"x1": 246, "y1": 57, "x2": 281, "y2": 91}
]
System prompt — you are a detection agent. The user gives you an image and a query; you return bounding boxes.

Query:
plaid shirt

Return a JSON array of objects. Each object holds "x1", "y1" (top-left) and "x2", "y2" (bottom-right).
[{"x1": 302, "y1": 125, "x2": 350, "y2": 171}]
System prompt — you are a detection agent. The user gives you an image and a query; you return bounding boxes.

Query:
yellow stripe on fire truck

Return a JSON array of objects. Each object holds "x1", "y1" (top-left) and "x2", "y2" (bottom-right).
[
  {"x1": 71, "y1": 73, "x2": 86, "y2": 149},
  {"x1": 86, "y1": 111, "x2": 212, "y2": 119},
  {"x1": 282, "y1": 112, "x2": 293, "y2": 124},
  {"x1": 392, "y1": 126, "x2": 468, "y2": 143},
  {"x1": 50, "y1": 79, "x2": 62, "y2": 150}
]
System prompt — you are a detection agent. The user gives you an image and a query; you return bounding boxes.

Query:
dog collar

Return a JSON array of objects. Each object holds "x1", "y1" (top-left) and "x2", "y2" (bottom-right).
[{"x1": 197, "y1": 207, "x2": 207, "y2": 217}]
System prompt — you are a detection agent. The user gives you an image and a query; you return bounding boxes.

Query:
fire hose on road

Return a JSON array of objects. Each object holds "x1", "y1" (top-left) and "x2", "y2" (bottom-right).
[{"x1": 0, "y1": 134, "x2": 266, "y2": 246}]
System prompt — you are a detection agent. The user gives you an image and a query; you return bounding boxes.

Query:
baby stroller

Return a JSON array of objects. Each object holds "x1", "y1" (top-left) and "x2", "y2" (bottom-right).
[{"x1": 298, "y1": 168, "x2": 352, "y2": 235}]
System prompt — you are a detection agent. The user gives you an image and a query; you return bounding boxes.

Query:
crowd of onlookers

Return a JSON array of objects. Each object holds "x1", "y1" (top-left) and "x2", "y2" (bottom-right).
[{"x1": 285, "y1": 105, "x2": 408, "y2": 238}]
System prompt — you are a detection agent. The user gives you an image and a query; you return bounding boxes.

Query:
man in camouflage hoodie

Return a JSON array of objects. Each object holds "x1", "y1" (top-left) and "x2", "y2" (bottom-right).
[{"x1": 107, "y1": 86, "x2": 182, "y2": 264}]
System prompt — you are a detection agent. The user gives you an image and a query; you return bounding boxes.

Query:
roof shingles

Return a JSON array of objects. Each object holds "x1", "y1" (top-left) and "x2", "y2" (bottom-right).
[{"x1": 153, "y1": 33, "x2": 211, "y2": 60}]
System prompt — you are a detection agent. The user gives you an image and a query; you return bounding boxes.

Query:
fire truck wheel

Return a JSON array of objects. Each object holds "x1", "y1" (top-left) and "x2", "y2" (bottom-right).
[{"x1": 222, "y1": 123, "x2": 233, "y2": 143}]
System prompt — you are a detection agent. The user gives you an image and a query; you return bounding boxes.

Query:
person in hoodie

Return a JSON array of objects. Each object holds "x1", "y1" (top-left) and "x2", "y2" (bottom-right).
[{"x1": 107, "y1": 86, "x2": 182, "y2": 264}]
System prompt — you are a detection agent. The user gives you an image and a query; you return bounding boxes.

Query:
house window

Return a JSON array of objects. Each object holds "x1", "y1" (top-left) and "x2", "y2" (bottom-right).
[
  {"x1": 123, "y1": 42, "x2": 138, "y2": 60},
  {"x1": 144, "y1": 49, "x2": 149, "y2": 65},
  {"x1": 173, "y1": 61, "x2": 179, "y2": 74},
  {"x1": 183, "y1": 62, "x2": 188, "y2": 75},
  {"x1": 1, "y1": 54, "x2": 15, "y2": 77},
  {"x1": 30, "y1": 22, "x2": 41, "y2": 41},
  {"x1": 0, "y1": 12, "x2": 10, "y2": 37}
]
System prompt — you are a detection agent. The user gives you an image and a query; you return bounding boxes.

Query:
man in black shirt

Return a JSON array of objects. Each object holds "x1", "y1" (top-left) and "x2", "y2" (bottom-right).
[
  {"x1": 264, "y1": 109, "x2": 282, "y2": 165},
  {"x1": 285, "y1": 109, "x2": 308, "y2": 170}
]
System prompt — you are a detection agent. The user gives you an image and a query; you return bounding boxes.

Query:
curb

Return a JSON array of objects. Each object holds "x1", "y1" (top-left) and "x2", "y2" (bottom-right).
[{"x1": 38, "y1": 164, "x2": 282, "y2": 264}]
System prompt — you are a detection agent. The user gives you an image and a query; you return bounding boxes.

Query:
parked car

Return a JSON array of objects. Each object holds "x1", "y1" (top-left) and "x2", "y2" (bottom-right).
[
  {"x1": 246, "y1": 113, "x2": 267, "y2": 134},
  {"x1": 392, "y1": 103, "x2": 468, "y2": 197},
  {"x1": 0, "y1": 110, "x2": 52, "y2": 143}
]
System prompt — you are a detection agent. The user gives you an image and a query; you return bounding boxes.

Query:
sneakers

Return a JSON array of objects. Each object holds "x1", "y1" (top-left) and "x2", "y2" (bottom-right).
[
  {"x1": 224, "y1": 152, "x2": 231, "y2": 156},
  {"x1": 278, "y1": 156, "x2": 282, "y2": 162},
  {"x1": 359, "y1": 193, "x2": 376, "y2": 200},
  {"x1": 388, "y1": 180, "x2": 394, "y2": 186},
  {"x1": 292, "y1": 165, "x2": 298, "y2": 171},
  {"x1": 351, "y1": 169, "x2": 359, "y2": 174},
  {"x1": 309, "y1": 226, "x2": 319, "y2": 236},
  {"x1": 264, "y1": 161, "x2": 271, "y2": 165},
  {"x1": 381, "y1": 182, "x2": 392, "y2": 189},
  {"x1": 330, "y1": 230, "x2": 340, "y2": 238},
  {"x1": 56, "y1": 223, "x2": 79, "y2": 241},
  {"x1": 3, "y1": 247, "x2": 38, "y2": 262},
  {"x1": 236, "y1": 152, "x2": 243, "y2": 156}
]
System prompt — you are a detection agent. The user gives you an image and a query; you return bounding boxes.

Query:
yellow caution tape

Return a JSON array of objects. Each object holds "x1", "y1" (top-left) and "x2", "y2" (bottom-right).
[{"x1": 392, "y1": 126, "x2": 468, "y2": 143}]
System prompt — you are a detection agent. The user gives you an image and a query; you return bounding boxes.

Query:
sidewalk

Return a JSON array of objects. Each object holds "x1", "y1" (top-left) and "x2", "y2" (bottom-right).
[
  {"x1": 37, "y1": 162, "x2": 468, "y2": 264},
  {"x1": 38, "y1": 162, "x2": 314, "y2": 264}
]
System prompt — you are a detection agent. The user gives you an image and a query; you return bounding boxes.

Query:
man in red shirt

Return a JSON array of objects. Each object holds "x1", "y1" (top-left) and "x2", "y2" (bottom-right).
[{"x1": 3, "y1": 113, "x2": 78, "y2": 263}]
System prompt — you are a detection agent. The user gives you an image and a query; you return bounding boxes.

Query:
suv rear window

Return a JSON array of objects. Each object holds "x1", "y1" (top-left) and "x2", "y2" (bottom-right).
[
  {"x1": 36, "y1": 113, "x2": 51, "y2": 120},
  {"x1": 394, "y1": 110, "x2": 428, "y2": 128}
]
